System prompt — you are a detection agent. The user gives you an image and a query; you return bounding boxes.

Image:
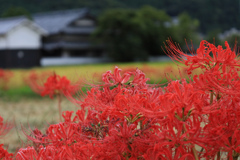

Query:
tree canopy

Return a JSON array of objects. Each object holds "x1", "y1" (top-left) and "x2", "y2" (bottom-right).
[
  {"x1": 94, "y1": 6, "x2": 200, "y2": 62},
  {"x1": 0, "y1": 0, "x2": 238, "y2": 33},
  {"x1": 1, "y1": 7, "x2": 32, "y2": 19}
]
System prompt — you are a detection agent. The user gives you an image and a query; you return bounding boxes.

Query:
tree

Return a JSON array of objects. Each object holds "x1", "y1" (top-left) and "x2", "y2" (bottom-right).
[
  {"x1": 171, "y1": 12, "x2": 200, "y2": 49},
  {"x1": 1, "y1": 7, "x2": 32, "y2": 19},
  {"x1": 205, "y1": 29, "x2": 224, "y2": 47},
  {"x1": 137, "y1": 6, "x2": 172, "y2": 56},
  {"x1": 94, "y1": 8, "x2": 147, "y2": 62},
  {"x1": 93, "y1": 6, "x2": 172, "y2": 62},
  {"x1": 224, "y1": 33, "x2": 240, "y2": 49}
]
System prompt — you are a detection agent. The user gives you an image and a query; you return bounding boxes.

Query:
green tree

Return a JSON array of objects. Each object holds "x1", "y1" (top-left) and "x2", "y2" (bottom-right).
[
  {"x1": 205, "y1": 29, "x2": 224, "y2": 47},
  {"x1": 137, "y1": 6, "x2": 171, "y2": 56},
  {"x1": 94, "y1": 6, "x2": 172, "y2": 62},
  {"x1": 94, "y1": 8, "x2": 147, "y2": 62},
  {"x1": 171, "y1": 12, "x2": 200, "y2": 50},
  {"x1": 224, "y1": 33, "x2": 240, "y2": 49},
  {"x1": 1, "y1": 7, "x2": 32, "y2": 19}
]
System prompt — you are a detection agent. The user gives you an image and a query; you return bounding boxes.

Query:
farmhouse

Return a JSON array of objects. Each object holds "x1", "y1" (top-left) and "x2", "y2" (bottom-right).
[
  {"x1": 0, "y1": 16, "x2": 46, "y2": 68},
  {"x1": 33, "y1": 8, "x2": 103, "y2": 58},
  {"x1": 0, "y1": 8, "x2": 105, "y2": 68}
]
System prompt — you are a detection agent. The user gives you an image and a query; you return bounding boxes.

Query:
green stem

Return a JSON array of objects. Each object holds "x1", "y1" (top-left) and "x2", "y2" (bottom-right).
[
  {"x1": 217, "y1": 151, "x2": 220, "y2": 160},
  {"x1": 210, "y1": 91, "x2": 213, "y2": 104},
  {"x1": 58, "y1": 94, "x2": 62, "y2": 122}
]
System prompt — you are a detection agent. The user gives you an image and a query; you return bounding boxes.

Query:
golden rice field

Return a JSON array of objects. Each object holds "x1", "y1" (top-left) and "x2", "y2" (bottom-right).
[
  {"x1": 1, "y1": 61, "x2": 185, "y2": 153},
  {"x1": 7, "y1": 61, "x2": 178, "y2": 89}
]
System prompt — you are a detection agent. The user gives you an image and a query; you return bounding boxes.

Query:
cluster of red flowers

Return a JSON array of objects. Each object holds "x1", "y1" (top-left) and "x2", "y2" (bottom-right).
[
  {"x1": 0, "y1": 116, "x2": 13, "y2": 159},
  {"x1": 2, "y1": 40, "x2": 239, "y2": 159},
  {"x1": 26, "y1": 72, "x2": 79, "y2": 122},
  {"x1": 25, "y1": 71, "x2": 78, "y2": 99},
  {"x1": 40, "y1": 73, "x2": 78, "y2": 99}
]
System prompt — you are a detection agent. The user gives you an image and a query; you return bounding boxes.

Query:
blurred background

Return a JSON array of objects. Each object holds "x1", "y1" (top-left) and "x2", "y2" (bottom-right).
[{"x1": 0, "y1": 0, "x2": 238, "y2": 68}]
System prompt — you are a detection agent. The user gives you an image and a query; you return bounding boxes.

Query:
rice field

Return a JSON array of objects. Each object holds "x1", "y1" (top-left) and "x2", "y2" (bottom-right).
[{"x1": 6, "y1": 61, "x2": 177, "y2": 89}]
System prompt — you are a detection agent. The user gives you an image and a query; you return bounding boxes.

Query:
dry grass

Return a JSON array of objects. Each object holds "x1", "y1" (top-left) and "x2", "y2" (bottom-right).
[{"x1": 0, "y1": 97, "x2": 79, "y2": 153}]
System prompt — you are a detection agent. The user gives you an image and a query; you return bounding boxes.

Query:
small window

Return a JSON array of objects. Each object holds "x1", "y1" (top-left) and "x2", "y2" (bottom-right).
[{"x1": 17, "y1": 51, "x2": 24, "y2": 59}]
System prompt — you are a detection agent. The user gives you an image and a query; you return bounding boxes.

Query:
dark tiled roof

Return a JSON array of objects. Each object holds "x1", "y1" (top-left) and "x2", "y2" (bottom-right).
[{"x1": 33, "y1": 8, "x2": 89, "y2": 34}]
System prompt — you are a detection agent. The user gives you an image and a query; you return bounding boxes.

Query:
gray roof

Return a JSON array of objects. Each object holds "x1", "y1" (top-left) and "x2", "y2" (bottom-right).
[
  {"x1": 0, "y1": 16, "x2": 27, "y2": 34},
  {"x1": 0, "y1": 16, "x2": 47, "y2": 35},
  {"x1": 33, "y1": 8, "x2": 89, "y2": 34}
]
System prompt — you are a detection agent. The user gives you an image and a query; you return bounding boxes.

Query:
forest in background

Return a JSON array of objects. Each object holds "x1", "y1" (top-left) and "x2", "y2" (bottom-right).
[{"x1": 0, "y1": 0, "x2": 239, "y2": 34}]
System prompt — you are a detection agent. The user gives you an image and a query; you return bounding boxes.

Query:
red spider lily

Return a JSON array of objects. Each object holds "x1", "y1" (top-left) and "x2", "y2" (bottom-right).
[
  {"x1": 17, "y1": 40, "x2": 240, "y2": 159},
  {"x1": 0, "y1": 116, "x2": 13, "y2": 160},
  {"x1": 40, "y1": 73, "x2": 78, "y2": 99},
  {"x1": 164, "y1": 39, "x2": 240, "y2": 74},
  {"x1": 102, "y1": 66, "x2": 132, "y2": 85},
  {"x1": 0, "y1": 144, "x2": 13, "y2": 160},
  {"x1": 24, "y1": 70, "x2": 51, "y2": 94},
  {"x1": 40, "y1": 73, "x2": 79, "y2": 122},
  {"x1": 0, "y1": 116, "x2": 13, "y2": 138},
  {"x1": 17, "y1": 67, "x2": 209, "y2": 159},
  {"x1": 18, "y1": 113, "x2": 98, "y2": 159}
]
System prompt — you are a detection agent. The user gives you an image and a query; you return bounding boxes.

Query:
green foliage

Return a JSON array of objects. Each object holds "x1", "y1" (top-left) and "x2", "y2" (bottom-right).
[
  {"x1": 1, "y1": 7, "x2": 32, "y2": 19},
  {"x1": 171, "y1": 12, "x2": 200, "y2": 49},
  {"x1": 94, "y1": 6, "x2": 201, "y2": 61},
  {"x1": 224, "y1": 33, "x2": 240, "y2": 49},
  {"x1": 0, "y1": 0, "x2": 238, "y2": 33},
  {"x1": 138, "y1": 6, "x2": 172, "y2": 56},
  {"x1": 0, "y1": 86, "x2": 40, "y2": 101},
  {"x1": 118, "y1": 0, "x2": 239, "y2": 33},
  {"x1": 206, "y1": 29, "x2": 240, "y2": 49},
  {"x1": 94, "y1": 6, "x2": 173, "y2": 62},
  {"x1": 205, "y1": 29, "x2": 224, "y2": 47},
  {"x1": 94, "y1": 8, "x2": 147, "y2": 62}
]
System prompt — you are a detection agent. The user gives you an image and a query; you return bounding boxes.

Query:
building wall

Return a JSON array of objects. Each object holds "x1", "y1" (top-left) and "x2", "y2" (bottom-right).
[
  {"x1": 0, "y1": 35, "x2": 7, "y2": 48},
  {"x1": 0, "y1": 24, "x2": 41, "y2": 49},
  {"x1": 0, "y1": 49, "x2": 41, "y2": 68}
]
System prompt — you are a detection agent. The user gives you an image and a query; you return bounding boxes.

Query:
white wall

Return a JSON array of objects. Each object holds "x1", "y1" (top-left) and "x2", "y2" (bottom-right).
[
  {"x1": 0, "y1": 24, "x2": 41, "y2": 49},
  {"x1": 0, "y1": 36, "x2": 7, "y2": 48},
  {"x1": 41, "y1": 57, "x2": 111, "y2": 66}
]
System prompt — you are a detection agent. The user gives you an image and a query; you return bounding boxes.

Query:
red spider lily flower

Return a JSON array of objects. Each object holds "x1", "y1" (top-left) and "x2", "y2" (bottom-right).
[
  {"x1": 62, "y1": 111, "x2": 74, "y2": 123},
  {"x1": 0, "y1": 116, "x2": 13, "y2": 160},
  {"x1": 18, "y1": 52, "x2": 240, "y2": 160},
  {"x1": 0, "y1": 116, "x2": 13, "y2": 138},
  {"x1": 41, "y1": 73, "x2": 78, "y2": 99},
  {"x1": 19, "y1": 115, "x2": 98, "y2": 159},
  {"x1": 24, "y1": 70, "x2": 51, "y2": 94},
  {"x1": 164, "y1": 39, "x2": 240, "y2": 74},
  {"x1": 39, "y1": 73, "x2": 79, "y2": 122},
  {"x1": 102, "y1": 66, "x2": 132, "y2": 85},
  {"x1": 0, "y1": 144, "x2": 13, "y2": 159},
  {"x1": 16, "y1": 146, "x2": 39, "y2": 160}
]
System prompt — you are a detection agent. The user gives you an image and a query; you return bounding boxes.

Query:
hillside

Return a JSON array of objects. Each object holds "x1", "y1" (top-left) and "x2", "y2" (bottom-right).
[{"x1": 0, "y1": 0, "x2": 239, "y2": 33}]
